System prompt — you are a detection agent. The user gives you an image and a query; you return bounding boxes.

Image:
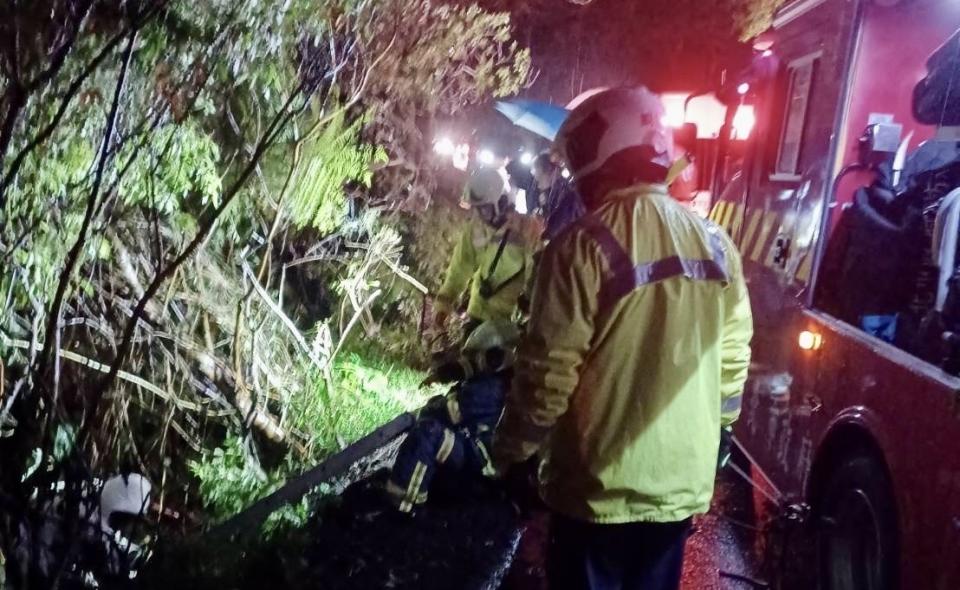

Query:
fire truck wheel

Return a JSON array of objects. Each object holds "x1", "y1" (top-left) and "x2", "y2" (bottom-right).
[{"x1": 818, "y1": 454, "x2": 899, "y2": 590}]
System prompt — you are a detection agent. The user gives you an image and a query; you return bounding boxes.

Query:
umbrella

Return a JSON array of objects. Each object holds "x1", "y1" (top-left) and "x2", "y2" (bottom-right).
[{"x1": 494, "y1": 99, "x2": 569, "y2": 141}]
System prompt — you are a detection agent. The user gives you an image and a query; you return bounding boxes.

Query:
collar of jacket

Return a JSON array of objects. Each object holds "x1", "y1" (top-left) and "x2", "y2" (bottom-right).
[{"x1": 601, "y1": 183, "x2": 670, "y2": 203}]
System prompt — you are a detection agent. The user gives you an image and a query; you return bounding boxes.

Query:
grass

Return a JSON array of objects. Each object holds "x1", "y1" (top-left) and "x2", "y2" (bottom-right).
[{"x1": 189, "y1": 348, "x2": 441, "y2": 531}]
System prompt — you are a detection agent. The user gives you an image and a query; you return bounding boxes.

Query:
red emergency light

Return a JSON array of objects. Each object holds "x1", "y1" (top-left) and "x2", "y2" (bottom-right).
[{"x1": 662, "y1": 93, "x2": 756, "y2": 139}]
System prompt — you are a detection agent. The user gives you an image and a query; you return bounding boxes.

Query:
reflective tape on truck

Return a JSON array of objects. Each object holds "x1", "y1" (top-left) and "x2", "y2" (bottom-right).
[{"x1": 708, "y1": 200, "x2": 814, "y2": 285}]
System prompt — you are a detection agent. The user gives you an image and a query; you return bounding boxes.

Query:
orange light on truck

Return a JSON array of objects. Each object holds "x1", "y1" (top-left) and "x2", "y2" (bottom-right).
[{"x1": 798, "y1": 330, "x2": 823, "y2": 351}]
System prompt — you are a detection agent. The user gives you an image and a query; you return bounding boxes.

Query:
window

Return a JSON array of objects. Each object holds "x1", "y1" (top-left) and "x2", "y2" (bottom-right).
[
  {"x1": 814, "y1": 22, "x2": 960, "y2": 374},
  {"x1": 772, "y1": 53, "x2": 820, "y2": 180}
]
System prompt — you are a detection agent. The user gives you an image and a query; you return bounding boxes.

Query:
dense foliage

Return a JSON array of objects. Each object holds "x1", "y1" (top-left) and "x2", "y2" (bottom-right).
[{"x1": 0, "y1": 0, "x2": 528, "y2": 583}]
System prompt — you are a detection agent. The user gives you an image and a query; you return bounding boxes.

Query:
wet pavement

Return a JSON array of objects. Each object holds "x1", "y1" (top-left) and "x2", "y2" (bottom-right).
[
  {"x1": 502, "y1": 469, "x2": 773, "y2": 590},
  {"x1": 293, "y1": 468, "x2": 774, "y2": 590},
  {"x1": 680, "y1": 472, "x2": 769, "y2": 589}
]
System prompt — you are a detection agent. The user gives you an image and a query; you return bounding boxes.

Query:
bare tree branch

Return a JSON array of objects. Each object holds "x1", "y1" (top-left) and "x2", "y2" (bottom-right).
[
  {"x1": 93, "y1": 79, "x2": 313, "y2": 428},
  {"x1": 35, "y1": 27, "x2": 139, "y2": 387},
  {"x1": 3, "y1": 335, "x2": 217, "y2": 414},
  {"x1": 242, "y1": 263, "x2": 323, "y2": 370}
]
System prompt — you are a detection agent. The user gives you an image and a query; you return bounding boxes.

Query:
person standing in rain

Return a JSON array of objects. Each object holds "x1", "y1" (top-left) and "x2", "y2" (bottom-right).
[
  {"x1": 434, "y1": 167, "x2": 540, "y2": 336},
  {"x1": 492, "y1": 87, "x2": 753, "y2": 590},
  {"x1": 531, "y1": 151, "x2": 586, "y2": 241}
]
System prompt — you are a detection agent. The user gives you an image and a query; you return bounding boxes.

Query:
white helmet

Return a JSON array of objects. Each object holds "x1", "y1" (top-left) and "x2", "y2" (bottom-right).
[
  {"x1": 462, "y1": 320, "x2": 521, "y2": 355},
  {"x1": 555, "y1": 86, "x2": 673, "y2": 181},
  {"x1": 463, "y1": 167, "x2": 508, "y2": 207},
  {"x1": 99, "y1": 473, "x2": 151, "y2": 535},
  {"x1": 462, "y1": 320, "x2": 521, "y2": 373}
]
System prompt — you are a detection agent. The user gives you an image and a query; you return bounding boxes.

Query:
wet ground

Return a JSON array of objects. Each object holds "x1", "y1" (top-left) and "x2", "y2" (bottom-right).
[
  {"x1": 681, "y1": 473, "x2": 769, "y2": 589},
  {"x1": 305, "y1": 471, "x2": 522, "y2": 590},
  {"x1": 502, "y1": 470, "x2": 773, "y2": 590},
  {"x1": 298, "y1": 468, "x2": 772, "y2": 590},
  {"x1": 142, "y1": 451, "x2": 786, "y2": 590}
]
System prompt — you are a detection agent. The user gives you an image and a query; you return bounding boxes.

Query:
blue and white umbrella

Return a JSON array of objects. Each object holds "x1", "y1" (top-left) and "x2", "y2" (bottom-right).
[{"x1": 494, "y1": 99, "x2": 569, "y2": 141}]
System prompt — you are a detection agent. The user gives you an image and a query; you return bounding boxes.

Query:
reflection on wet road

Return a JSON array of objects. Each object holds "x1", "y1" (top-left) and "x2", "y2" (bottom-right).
[{"x1": 681, "y1": 472, "x2": 768, "y2": 589}]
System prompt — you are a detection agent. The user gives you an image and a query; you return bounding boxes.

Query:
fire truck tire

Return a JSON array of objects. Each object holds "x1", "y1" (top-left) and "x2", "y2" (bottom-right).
[{"x1": 818, "y1": 454, "x2": 899, "y2": 590}]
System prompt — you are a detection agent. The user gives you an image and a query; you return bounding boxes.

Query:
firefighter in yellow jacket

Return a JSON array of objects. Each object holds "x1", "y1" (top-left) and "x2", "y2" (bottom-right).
[
  {"x1": 434, "y1": 168, "x2": 540, "y2": 334},
  {"x1": 492, "y1": 87, "x2": 754, "y2": 590}
]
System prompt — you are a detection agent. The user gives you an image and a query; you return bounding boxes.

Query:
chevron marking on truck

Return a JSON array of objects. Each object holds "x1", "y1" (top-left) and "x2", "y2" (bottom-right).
[
  {"x1": 720, "y1": 200, "x2": 737, "y2": 229},
  {"x1": 741, "y1": 209, "x2": 762, "y2": 253},
  {"x1": 708, "y1": 200, "x2": 727, "y2": 225},
  {"x1": 728, "y1": 205, "x2": 745, "y2": 240},
  {"x1": 749, "y1": 211, "x2": 777, "y2": 263},
  {"x1": 708, "y1": 201, "x2": 813, "y2": 285},
  {"x1": 795, "y1": 250, "x2": 814, "y2": 283}
]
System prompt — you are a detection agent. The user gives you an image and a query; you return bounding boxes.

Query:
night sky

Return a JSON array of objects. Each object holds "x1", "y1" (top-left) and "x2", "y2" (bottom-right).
[
  {"x1": 444, "y1": 0, "x2": 756, "y2": 153},
  {"x1": 466, "y1": 0, "x2": 753, "y2": 104}
]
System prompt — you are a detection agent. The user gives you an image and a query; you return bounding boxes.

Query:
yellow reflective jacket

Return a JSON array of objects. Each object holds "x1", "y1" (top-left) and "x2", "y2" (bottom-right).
[
  {"x1": 492, "y1": 184, "x2": 753, "y2": 524},
  {"x1": 436, "y1": 213, "x2": 541, "y2": 323}
]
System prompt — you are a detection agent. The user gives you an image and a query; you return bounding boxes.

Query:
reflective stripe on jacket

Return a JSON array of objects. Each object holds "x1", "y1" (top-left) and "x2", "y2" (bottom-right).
[
  {"x1": 436, "y1": 213, "x2": 540, "y2": 323},
  {"x1": 492, "y1": 183, "x2": 753, "y2": 524}
]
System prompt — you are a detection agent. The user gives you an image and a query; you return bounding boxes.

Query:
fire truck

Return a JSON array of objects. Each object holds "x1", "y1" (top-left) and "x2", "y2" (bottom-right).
[{"x1": 707, "y1": 0, "x2": 960, "y2": 588}]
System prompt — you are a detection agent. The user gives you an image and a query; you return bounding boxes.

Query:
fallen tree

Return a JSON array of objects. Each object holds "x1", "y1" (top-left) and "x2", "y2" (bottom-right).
[{"x1": 0, "y1": 0, "x2": 529, "y2": 585}]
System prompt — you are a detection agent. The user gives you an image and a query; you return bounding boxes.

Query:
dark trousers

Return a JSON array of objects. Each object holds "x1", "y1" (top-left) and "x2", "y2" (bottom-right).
[
  {"x1": 387, "y1": 419, "x2": 489, "y2": 511},
  {"x1": 547, "y1": 514, "x2": 691, "y2": 590}
]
